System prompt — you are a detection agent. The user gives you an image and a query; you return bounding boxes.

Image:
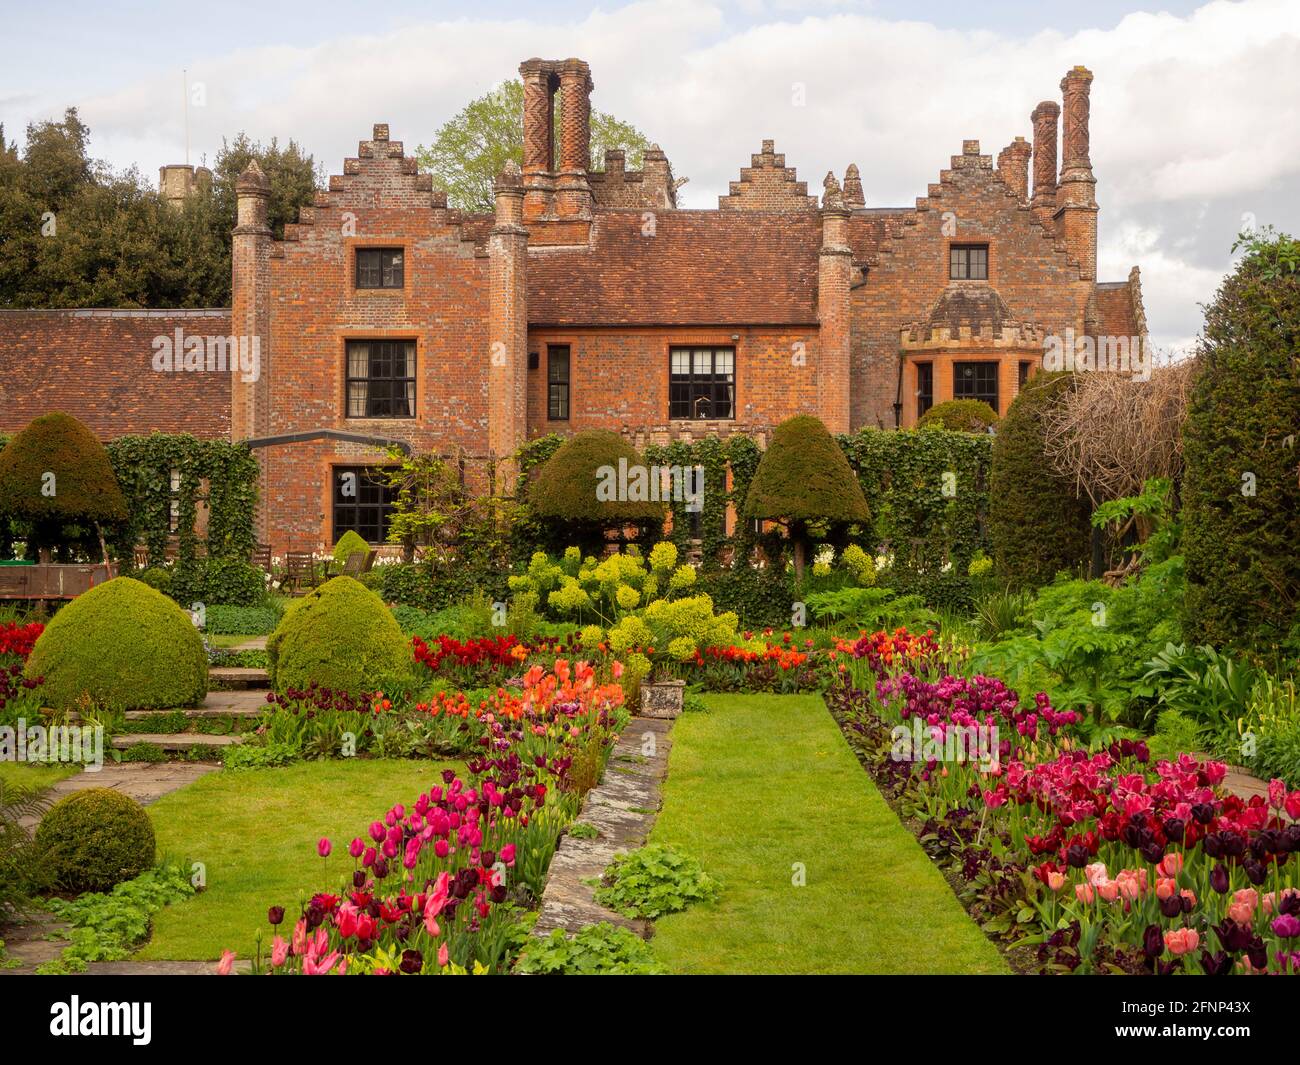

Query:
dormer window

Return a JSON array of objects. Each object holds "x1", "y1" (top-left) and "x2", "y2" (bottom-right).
[
  {"x1": 356, "y1": 248, "x2": 404, "y2": 289},
  {"x1": 949, "y1": 244, "x2": 988, "y2": 281}
]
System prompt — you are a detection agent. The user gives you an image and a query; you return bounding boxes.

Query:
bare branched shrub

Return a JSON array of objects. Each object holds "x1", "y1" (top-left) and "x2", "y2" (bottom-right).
[{"x1": 1041, "y1": 360, "x2": 1200, "y2": 509}]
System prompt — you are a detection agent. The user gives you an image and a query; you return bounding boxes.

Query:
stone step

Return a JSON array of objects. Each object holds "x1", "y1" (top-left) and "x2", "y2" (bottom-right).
[
  {"x1": 202, "y1": 689, "x2": 272, "y2": 715},
  {"x1": 112, "y1": 733, "x2": 244, "y2": 751},
  {"x1": 209, "y1": 666, "x2": 269, "y2": 689}
]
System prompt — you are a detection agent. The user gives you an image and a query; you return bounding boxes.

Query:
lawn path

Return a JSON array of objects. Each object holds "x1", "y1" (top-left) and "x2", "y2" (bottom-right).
[{"x1": 649, "y1": 693, "x2": 1008, "y2": 975}]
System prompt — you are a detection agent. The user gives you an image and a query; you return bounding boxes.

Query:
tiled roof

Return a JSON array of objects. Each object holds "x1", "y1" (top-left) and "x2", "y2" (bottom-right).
[
  {"x1": 847, "y1": 208, "x2": 911, "y2": 264},
  {"x1": 526, "y1": 209, "x2": 821, "y2": 325},
  {"x1": 1095, "y1": 282, "x2": 1139, "y2": 338},
  {"x1": 0, "y1": 309, "x2": 232, "y2": 439}
]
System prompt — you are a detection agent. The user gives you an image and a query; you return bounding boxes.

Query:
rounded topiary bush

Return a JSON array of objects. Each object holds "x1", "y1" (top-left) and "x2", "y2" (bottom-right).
[
  {"x1": 36, "y1": 788, "x2": 155, "y2": 893},
  {"x1": 530, "y1": 431, "x2": 666, "y2": 525},
  {"x1": 988, "y1": 372, "x2": 1092, "y2": 589},
  {"x1": 332, "y1": 530, "x2": 370, "y2": 565},
  {"x1": 267, "y1": 576, "x2": 413, "y2": 695},
  {"x1": 917, "y1": 398, "x2": 998, "y2": 433},
  {"x1": 24, "y1": 577, "x2": 207, "y2": 710}
]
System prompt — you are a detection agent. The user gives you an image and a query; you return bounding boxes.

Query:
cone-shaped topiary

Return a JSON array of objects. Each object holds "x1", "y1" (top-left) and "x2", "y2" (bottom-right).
[
  {"x1": 741, "y1": 415, "x2": 870, "y2": 583},
  {"x1": 267, "y1": 576, "x2": 413, "y2": 695},
  {"x1": 988, "y1": 372, "x2": 1092, "y2": 588},
  {"x1": 0, "y1": 411, "x2": 126, "y2": 561},
  {"x1": 331, "y1": 529, "x2": 371, "y2": 565},
  {"x1": 24, "y1": 577, "x2": 207, "y2": 710},
  {"x1": 1182, "y1": 229, "x2": 1300, "y2": 651},
  {"x1": 916, "y1": 398, "x2": 999, "y2": 433},
  {"x1": 36, "y1": 787, "x2": 156, "y2": 893},
  {"x1": 529, "y1": 430, "x2": 665, "y2": 553}
]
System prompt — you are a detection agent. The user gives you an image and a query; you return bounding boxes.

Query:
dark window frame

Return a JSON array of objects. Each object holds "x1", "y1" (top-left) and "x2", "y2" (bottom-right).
[
  {"x1": 669, "y1": 346, "x2": 735, "y2": 421},
  {"x1": 949, "y1": 244, "x2": 989, "y2": 281},
  {"x1": 332, "y1": 466, "x2": 396, "y2": 544},
  {"x1": 345, "y1": 338, "x2": 416, "y2": 419},
  {"x1": 953, "y1": 360, "x2": 999, "y2": 412},
  {"x1": 916, "y1": 362, "x2": 934, "y2": 418},
  {"x1": 1018, "y1": 360, "x2": 1033, "y2": 388},
  {"x1": 355, "y1": 247, "x2": 405, "y2": 290},
  {"x1": 547, "y1": 345, "x2": 570, "y2": 421}
]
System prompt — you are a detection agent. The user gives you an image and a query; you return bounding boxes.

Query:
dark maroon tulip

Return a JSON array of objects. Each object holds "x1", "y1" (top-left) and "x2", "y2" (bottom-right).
[
  {"x1": 1247, "y1": 938, "x2": 1268, "y2": 970},
  {"x1": 1214, "y1": 918, "x2": 1253, "y2": 952},
  {"x1": 1066, "y1": 844, "x2": 1089, "y2": 868},
  {"x1": 1192, "y1": 803, "x2": 1215, "y2": 825},
  {"x1": 1244, "y1": 859, "x2": 1267, "y2": 886},
  {"x1": 1210, "y1": 863, "x2": 1230, "y2": 894},
  {"x1": 267, "y1": 906, "x2": 285, "y2": 926},
  {"x1": 1281, "y1": 892, "x2": 1300, "y2": 917},
  {"x1": 1143, "y1": 924, "x2": 1164, "y2": 959},
  {"x1": 374, "y1": 858, "x2": 389, "y2": 880},
  {"x1": 1164, "y1": 818, "x2": 1186, "y2": 843},
  {"x1": 1199, "y1": 950, "x2": 1231, "y2": 976},
  {"x1": 1160, "y1": 895, "x2": 1183, "y2": 918},
  {"x1": 1141, "y1": 841, "x2": 1165, "y2": 864},
  {"x1": 481, "y1": 849, "x2": 496, "y2": 869},
  {"x1": 353, "y1": 870, "x2": 367, "y2": 888},
  {"x1": 399, "y1": 949, "x2": 423, "y2": 974}
]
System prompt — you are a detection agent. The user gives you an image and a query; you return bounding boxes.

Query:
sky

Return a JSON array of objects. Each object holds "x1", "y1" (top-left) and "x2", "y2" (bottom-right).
[{"x1": 2, "y1": 0, "x2": 1298, "y2": 355}]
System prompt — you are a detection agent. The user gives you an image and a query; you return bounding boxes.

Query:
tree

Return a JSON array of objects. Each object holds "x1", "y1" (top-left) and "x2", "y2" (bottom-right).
[
  {"x1": 0, "y1": 412, "x2": 127, "y2": 563},
  {"x1": 415, "y1": 79, "x2": 652, "y2": 212},
  {"x1": 988, "y1": 372, "x2": 1092, "y2": 588},
  {"x1": 1181, "y1": 227, "x2": 1300, "y2": 651},
  {"x1": 529, "y1": 431, "x2": 665, "y2": 555},
  {"x1": 741, "y1": 415, "x2": 870, "y2": 584}
]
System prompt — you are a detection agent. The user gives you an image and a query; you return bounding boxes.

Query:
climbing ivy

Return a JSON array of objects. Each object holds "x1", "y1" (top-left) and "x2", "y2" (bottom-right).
[{"x1": 104, "y1": 435, "x2": 259, "y2": 567}]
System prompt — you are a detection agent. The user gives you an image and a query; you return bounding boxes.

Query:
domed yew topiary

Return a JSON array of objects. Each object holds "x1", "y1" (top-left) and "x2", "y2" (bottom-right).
[
  {"x1": 742, "y1": 415, "x2": 869, "y2": 582},
  {"x1": 0, "y1": 411, "x2": 126, "y2": 561},
  {"x1": 36, "y1": 788, "x2": 155, "y2": 893},
  {"x1": 530, "y1": 431, "x2": 666, "y2": 523},
  {"x1": 916, "y1": 398, "x2": 998, "y2": 433},
  {"x1": 988, "y1": 372, "x2": 1092, "y2": 589},
  {"x1": 267, "y1": 576, "x2": 413, "y2": 695},
  {"x1": 331, "y1": 530, "x2": 370, "y2": 565},
  {"x1": 24, "y1": 577, "x2": 207, "y2": 710}
]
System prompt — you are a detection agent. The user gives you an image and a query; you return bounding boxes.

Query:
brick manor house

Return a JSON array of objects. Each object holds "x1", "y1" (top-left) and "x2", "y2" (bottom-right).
[{"x1": 0, "y1": 58, "x2": 1146, "y2": 553}]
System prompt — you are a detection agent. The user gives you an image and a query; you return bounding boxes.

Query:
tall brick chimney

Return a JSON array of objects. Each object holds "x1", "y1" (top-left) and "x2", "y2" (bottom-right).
[
  {"x1": 555, "y1": 59, "x2": 593, "y2": 218},
  {"x1": 518, "y1": 58, "x2": 593, "y2": 221},
  {"x1": 1030, "y1": 100, "x2": 1059, "y2": 227},
  {"x1": 487, "y1": 160, "x2": 529, "y2": 480},
  {"x1": 1055, "y1": 66, "x2": 1098, "y2": 280},
  {"x1": 231, "y1": 159, "x2": 272, "y2": 539},
  {"x1": 996, "y1": 137, "x2": 1031, "y2": 202},
  {"x1": 818, "y1": 173, "x2": 852, "y2": 434},
  {"x1": 519, "y1": 59, "x2": 557, "y2": 220}
]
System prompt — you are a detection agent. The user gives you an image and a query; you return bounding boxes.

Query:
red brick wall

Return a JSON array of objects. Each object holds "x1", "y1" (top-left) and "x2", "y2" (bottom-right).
[
  {"x1": 0, "y1": 309, "x2": 232, "y2": 439},
  {"x1": 851, "y1": 145, "x2": 1093, "y2": 428}
]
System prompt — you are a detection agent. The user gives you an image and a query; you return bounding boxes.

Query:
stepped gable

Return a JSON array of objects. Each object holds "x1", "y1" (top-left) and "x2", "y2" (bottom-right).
[
  {"x1": 1095, "y1": 266, "x2": 1147, "y2": 340},
  {"x1": 717, "y1": 140, "x2": 818, "y2": 211},
  {"x1": 527, "y1": 209, "x2": 820, "y2": 326}
]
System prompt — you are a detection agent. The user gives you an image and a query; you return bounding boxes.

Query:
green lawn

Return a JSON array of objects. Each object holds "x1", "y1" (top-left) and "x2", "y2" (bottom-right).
[
  {"x1": 648, "y1": 693, "x2": 1008, "y2": 975},
  {"x1": 138, "y1": 759, "x2": 459, "y2": 961},
  {"x1": 0, "y1": 760, "x2": 79, "y2": 793}
]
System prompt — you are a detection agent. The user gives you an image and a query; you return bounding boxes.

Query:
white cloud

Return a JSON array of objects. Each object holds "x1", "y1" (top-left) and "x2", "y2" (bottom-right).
[{"x1": 9, "y1": 0, "x2": 1299, "y2": 348}]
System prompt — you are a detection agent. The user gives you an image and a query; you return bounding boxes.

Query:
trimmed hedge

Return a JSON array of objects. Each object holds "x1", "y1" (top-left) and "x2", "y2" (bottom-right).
[
  {"x1": 529, "y1": 430, "x2": 665, "y2": 533},
  {"x1": 988, "y1": 372, "x2": 1092, "y2": 589},
  {"x1": 743, "y1": 416, "x2": 869, "y2": 525},
  {"x1": 916, "y1": 398, "x2": 998, "y2": 432},
  {"x1": 331, "y1": 530, "x2": 370, "y2": 565},
  {"x1": 169, "y1": 556, "x2": 265, "y2": 607},
  {"x1": 36, "y1": 788, "x2": 156, "y2": 893},
  {"x1": 267, "y1": 576, "x2": 413, "y2": 695},
  {"x1": 1182, "y1": 229, "x2": 1300, "y2": 650},
  {"x1": 24, "y1": 577, "x2": 207, "y2": 710}
]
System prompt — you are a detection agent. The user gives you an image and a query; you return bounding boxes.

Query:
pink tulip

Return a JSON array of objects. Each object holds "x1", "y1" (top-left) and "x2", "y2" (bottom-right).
[
  {"x1": 292, "y1": 919, "x2": 308, "y2": 956},
  {"x1": 1228, "y1": 901, "x2": 1254, "y2": 926},
  {"x1": 500, "y1": 843, "x2": 516, "y2": 866},
  {"x1": 217, "y1": 949, "x2": 236, "y2": 976},
  {"x1": 1074, "y1": 883, "x2": 1095, "y2": 904},
  {"x1": 1084, "y1": 862, "x2": 1108, "y2": 886},
  {"x1": 1097, "y1": 879, "x2": 1120, "y2": 903},
  {"x1": 369, "y1": 821, "x2": 385, "y2": 842},
  {"x1": 317, "y1": 837, "x2": 332, "y2": 858},
  {"x1": 1155, "y1": 878, "x2": 1177, "y2": 901},
  {"x1": 1046, "y1": 871, "x2": 1066, "y2": 892},
  {"x1": 1156, "y1": 852, "x2": 1183, "y2": 878},
  {"x1": 434, "y1": 839, "x2": 450, "y2": 858},
  {"x1": 1287, "y1": 790, "x2": 1300, "y2": 821},
  {"x1": 1269, "y1": 778, "x2": 1286, "y2": 812},
  {"x1": 270, "y1": 935, "x2": 289, "y2": 968},
  {"x1": 348, "y1": 837, "x2": 364, "y2": 859},
  {"x1": 1164, "y1": 928, "x2": 1199, "y2": 956},
  {"x1": 438, "y1": 942, "x2": 450, "y2": 968}
]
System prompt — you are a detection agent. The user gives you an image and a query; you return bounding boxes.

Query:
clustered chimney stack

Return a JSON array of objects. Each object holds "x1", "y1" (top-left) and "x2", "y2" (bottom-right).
[
  {"x1": 997, "y1": 137, "x2": 1031, "y2": 202},
  {"x1": 518, "y1": 58, "x2": 593, "y2": 221},
  {"x1": 1055, "y1": 65, "x2": 1098, "y2": 280},
  {"x1": 1030, "y1": 100, "x2": 1059, "y2": 227}
]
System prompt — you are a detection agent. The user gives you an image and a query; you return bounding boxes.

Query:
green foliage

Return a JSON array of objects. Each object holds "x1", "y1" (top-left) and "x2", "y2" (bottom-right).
[
  {"x1": 593, "y1": 843, "x2": 720, "y2": 919},
  {"x1": 515, "y1": 923, "x2": 665, "y2": 975},
  {"x1": 35, "y1": 787, "x2": 156, "y2": 893},
  {"x1": 839, "y1": 426, "x2": 992, "y2": 611},
  {"x1": 120, "y1": 741, "x2": 168, "y2": 763},
  {"x1": 1142, "y1": 642, "x2": 1261, "y2": 747},
  {"x1": 221, "y1": 740, "x2": 301, "y2": 771},
  {"x1": 38, "y1": 863, "x2": 196, "y2": 974},
  {"x1": 644, "y1": 435, "x2": 730, "y2": 564},
  {"x1": 988, "y1": 372, "x2": 1092, "y2": 589},
  {"x1": 105, "y1": 434, "x2": 259, "y2": 569},
  {"x1": 266, "y1": 576, "x2": 414, "y2": 695},
  {"x1": 803, "y1": 586, "x2": 937, "y2": 632},
  {"x1": 331, "y1": 530, "x2": 370, "y2": 565},
  {"x1": 693, "y1": 563, "x2": 795, "y2": 631},
  {"x1": 1182, "y1": 227, "x2": 1300, "y2": 652},
  {"x1": 25, "y1": 577, "x2": 208, "y2": 710},
  {"x1": 204, "y1": 603, "x2": 280, "y2": 635},
  {"x1": 0, "y1": 779, "x2": 52, "y2": 924},
  {"x1": 529, "y1": 431, "x2": 665, "y2": 546},
  {"x1": 414, "y1": 79, "x2": 651, "y2": 213},
  {"x1": 171, "y1": 556, "x2": 265, "y2": 607},
  {"x1": 916, "y1": 398, "x2": 998, "y2": 432},
  {"x1": 1092, "y1": 476, "x2": 1182, "y2": 566},
  {"x1": 743, "y1": 415, "x2": 869, "y2": 526},
  {"x1": 0, "y1": 412, "x2": 126, "y2": 558}
]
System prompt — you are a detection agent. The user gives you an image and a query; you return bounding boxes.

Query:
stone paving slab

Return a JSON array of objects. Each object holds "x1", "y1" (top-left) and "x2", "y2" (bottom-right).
[
  {"x1": 111, "y1": 733, "x2": 243, "y2": 750},
  {"x1": 531, "y1": 716, "x2": 673, "y2": 941},
  {"x1": 17, "y1": 762, "x2": 218, "y2": 830},
  {"x1": 208, "y1": 666, "x2": 270, "y2": 689},
  {"x1": 201, "y1": 689, "x2": 270, "y2": 715},
  {"x1": 230, "y1": 636, "x2": 268, "y2": 651}
]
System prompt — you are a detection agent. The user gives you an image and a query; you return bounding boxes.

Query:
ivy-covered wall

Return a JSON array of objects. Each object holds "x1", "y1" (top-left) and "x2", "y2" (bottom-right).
[{"x1": 104, "y1": 435, "x2": 259, "y2": 566}]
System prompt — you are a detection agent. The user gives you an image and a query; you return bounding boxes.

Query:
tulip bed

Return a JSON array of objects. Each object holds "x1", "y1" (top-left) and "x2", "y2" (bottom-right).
[
  {"x1": 829, "y1": 628, "x2": 1300, "y2": 975},
  {"x1": 225, "y1": 658, "x2": 629, "y2": 974}
]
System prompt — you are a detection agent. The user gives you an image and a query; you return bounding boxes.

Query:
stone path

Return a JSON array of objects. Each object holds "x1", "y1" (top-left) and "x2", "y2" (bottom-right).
[
  {"x1": 532, "y1": 716, "x2": 674, "y2": 940},
  {"x1": 231, "y1": 635, "x2": 267, "y2": 652}
]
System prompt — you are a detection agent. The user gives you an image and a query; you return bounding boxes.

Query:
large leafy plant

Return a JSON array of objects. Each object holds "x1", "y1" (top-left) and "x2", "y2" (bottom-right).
[{"x1": 593, "y1": 843, "x2": 720, "y2": 920}]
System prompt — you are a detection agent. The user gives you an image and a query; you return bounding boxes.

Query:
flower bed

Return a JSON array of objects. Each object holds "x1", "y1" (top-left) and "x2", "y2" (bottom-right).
[
  {"x1": 829, "y1": 628, "x2": 1300, "y2": 976},
  {"x1": 0, "y1": 620, "x2": 43, "y2": 721}
]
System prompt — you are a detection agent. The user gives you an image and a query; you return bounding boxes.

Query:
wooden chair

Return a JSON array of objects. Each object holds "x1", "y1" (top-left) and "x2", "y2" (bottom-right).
[
  {"x1": 133, "y1": 545, "x2": 150, "y2": 569},
  {"x1": 361, "y1": 549, "x2": 377, "y2": 574},
  {"x1": 340, "y1": 551, "x2": 367, "y2": 578},
  {"x1": 284, "y1": 551, "x2": 319, "y2": 595},
  {"x1": 249, "y1": 543, "x2": 272, "y2": 571}
]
